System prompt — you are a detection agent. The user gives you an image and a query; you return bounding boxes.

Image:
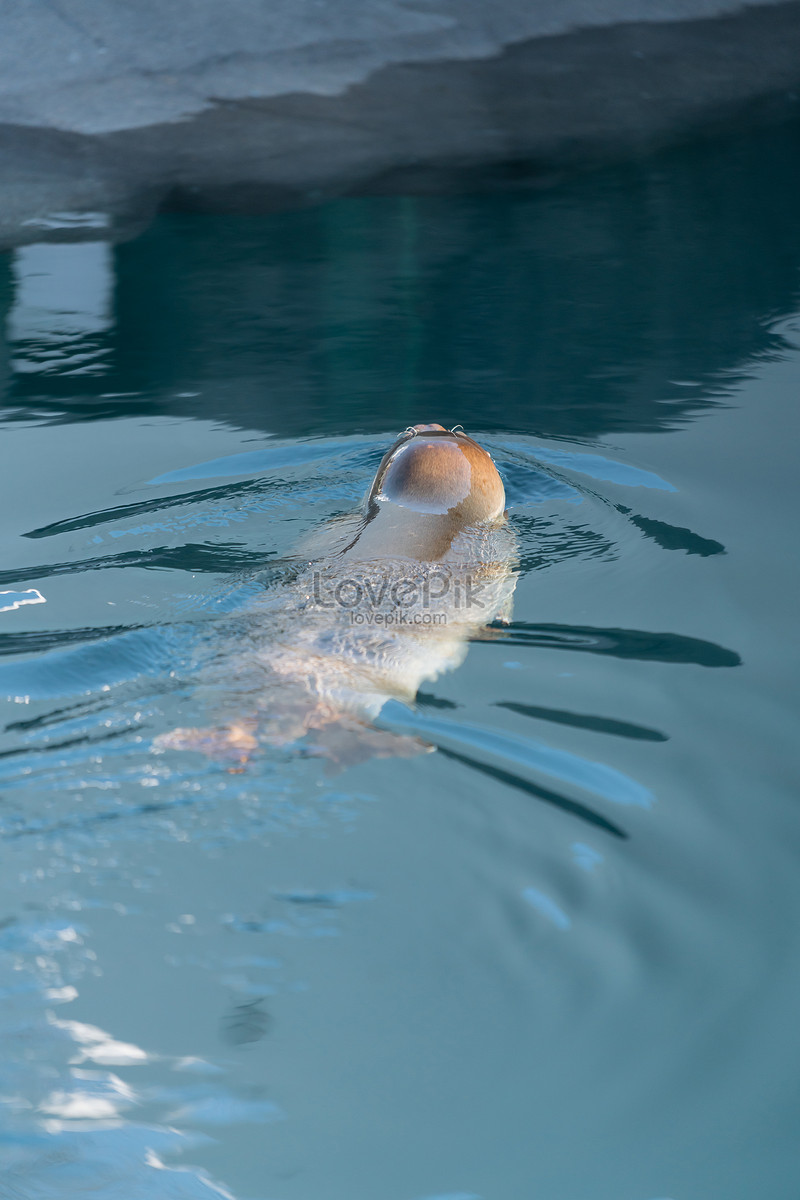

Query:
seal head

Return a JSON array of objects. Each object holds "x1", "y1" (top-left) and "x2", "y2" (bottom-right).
[
  {"x1": 345, "y1": 424, "x2": 505, "y2": 561},
  {"x1": 368, "y1": 424, "x2": 505, "y2": 524}
]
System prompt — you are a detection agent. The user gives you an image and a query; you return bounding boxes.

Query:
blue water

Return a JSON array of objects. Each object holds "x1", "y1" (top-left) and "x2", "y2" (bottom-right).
[{"x1": 1, "y1": 122, "x2": 800, "y2": 1199}]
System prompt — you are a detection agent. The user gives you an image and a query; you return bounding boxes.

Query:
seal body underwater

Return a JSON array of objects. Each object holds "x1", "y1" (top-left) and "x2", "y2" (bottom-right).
[{"x1": 155, "y1": 425, "x2": 516, "y2": 767}]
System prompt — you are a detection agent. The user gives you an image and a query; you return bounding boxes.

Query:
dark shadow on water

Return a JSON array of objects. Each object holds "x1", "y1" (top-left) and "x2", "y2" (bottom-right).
[
  {"x1": 21, "y1": 478, "x2": 276, "y2": 539},
  {"x1": 0, "y1": 624, "x2": 144, "y2": 659},
  {"x1": 4, "y1": 694, "x2": 114, "y2": 732},
  {"x1": 416, "y1": 691, "x2": 459, "y2": 711},
  {"x1": 436, "y1": 745, "x2": 628, "y2": 839},
  {"x1": 617, "y1": 507, "x2": 726, "y2": 557},
  {"x1": 485, "y1": 622, "x2": 741, "y2": 667},
  {"x1": 221, "y1": 1001, "x2": 272, "y2": 1047},
  {"x1": 0, "y1": 723, "x2": 131, "y2": 763},
  {"x1": 496, "y1": 700, "x2": 668, "y2": 742},
  {"x1": 0, "y1": 792, "x2": 204, "y2": 841},
  {"x1": 0, "y1": 543, "x2": 266, "y2": 586}
]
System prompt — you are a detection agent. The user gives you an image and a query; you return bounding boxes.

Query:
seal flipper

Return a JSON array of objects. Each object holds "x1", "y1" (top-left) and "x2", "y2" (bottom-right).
[
  {"x1": 152, "y1": 715, "x2": 431, "y2": 772},
  {"x1": 153, "y1": 721, "x2": 259, "y2": 767},
  {"x1": 303, "y1": 717, "x2": 433, "y2": 773}
]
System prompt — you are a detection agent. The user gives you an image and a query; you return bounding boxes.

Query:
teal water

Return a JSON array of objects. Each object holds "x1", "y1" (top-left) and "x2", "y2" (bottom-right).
[{"x1": 1, "y1": 121, "x2": 799, "y2": 1200}]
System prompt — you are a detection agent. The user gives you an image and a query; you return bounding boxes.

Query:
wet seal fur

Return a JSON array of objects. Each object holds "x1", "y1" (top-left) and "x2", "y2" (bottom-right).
[{"x1": 155, "y1": 424, "x2": 516, "y2": 768}]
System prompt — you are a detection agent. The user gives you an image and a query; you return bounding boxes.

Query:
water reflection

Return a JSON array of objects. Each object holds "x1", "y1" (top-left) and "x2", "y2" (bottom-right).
[
  {"x1": 522, "y1": 886, "x2": 572, "y2": 931},
  {"x1": 1, "y1": 121, "x2": 799, "y2": 438},
  {"x1": 7, "y1": 241, "x2": 113, "y2": 377}
]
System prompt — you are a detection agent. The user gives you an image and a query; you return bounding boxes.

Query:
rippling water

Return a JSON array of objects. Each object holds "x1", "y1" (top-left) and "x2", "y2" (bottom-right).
[{"x1": 1, "y1": 122, "x2": 799, "y2": 1200}]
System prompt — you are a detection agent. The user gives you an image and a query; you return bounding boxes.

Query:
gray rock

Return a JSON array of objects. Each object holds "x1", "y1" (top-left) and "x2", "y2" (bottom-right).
[{"x1": 1, "y1": 0, "x2": 799, "y2": 245}]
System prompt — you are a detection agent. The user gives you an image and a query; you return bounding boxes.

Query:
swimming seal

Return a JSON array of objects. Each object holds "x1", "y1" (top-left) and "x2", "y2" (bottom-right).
[{"x1": 155, "y1": 425, "x2": 515, "y2": 767}]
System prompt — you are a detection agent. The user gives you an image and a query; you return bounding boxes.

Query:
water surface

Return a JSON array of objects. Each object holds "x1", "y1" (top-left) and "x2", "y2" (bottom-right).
[{"x1": 1, "y1": 122, "x2": 800, "y2": 1200}]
